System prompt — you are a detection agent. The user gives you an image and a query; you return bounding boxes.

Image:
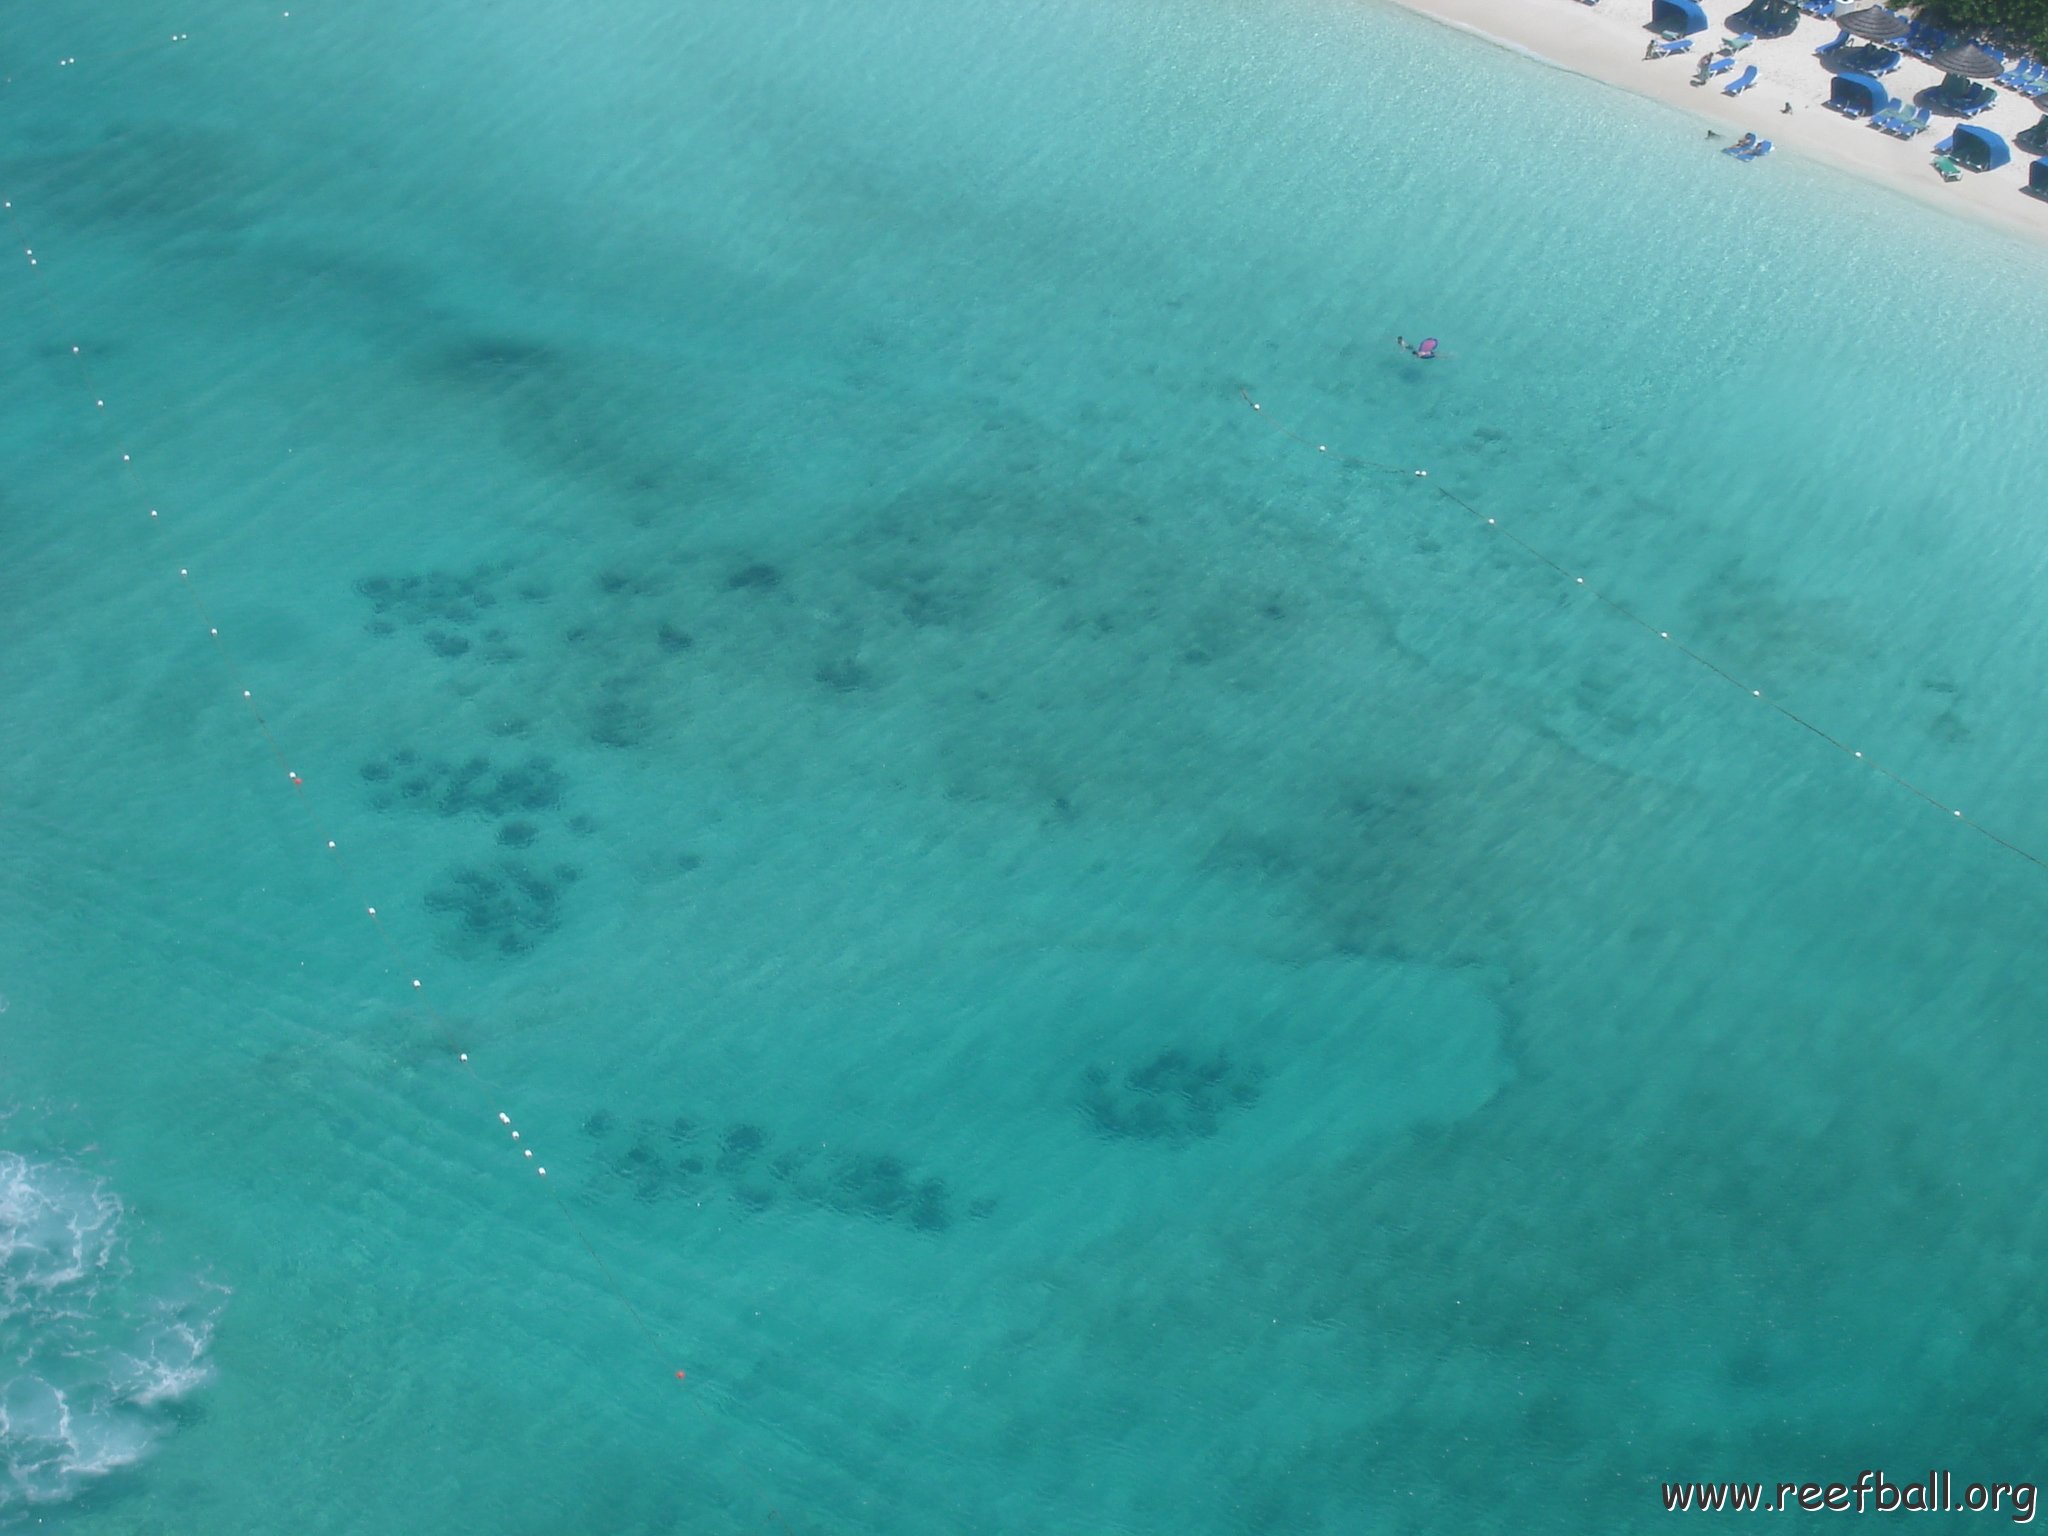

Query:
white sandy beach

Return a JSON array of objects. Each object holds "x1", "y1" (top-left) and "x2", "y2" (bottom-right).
[{"x1": 1382, "y1": 0, "x2": 2048, "y2": 247}]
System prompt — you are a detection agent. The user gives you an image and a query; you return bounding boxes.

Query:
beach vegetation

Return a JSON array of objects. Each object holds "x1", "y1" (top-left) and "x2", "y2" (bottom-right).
[{"x1": 1921, "y1": 0, "x2": 2048, "y2": 56}]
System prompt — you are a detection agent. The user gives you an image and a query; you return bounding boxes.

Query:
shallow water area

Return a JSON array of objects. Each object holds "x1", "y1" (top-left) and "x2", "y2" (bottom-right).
[{"x1": 5, "y1": 0, "x2": 2048, "y2": 1531}]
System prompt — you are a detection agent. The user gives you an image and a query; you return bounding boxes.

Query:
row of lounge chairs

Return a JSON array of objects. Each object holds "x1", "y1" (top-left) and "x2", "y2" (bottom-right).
[
  {"x1": 1947, "y1": 82, "x2": 2001, "y2": 118},
  {"x1": 1998, "y1": 57, "x2": 2048, "y2": 92},
  {"x1": 1899, "y1": 19, "x2": 1951, "y2": 59},
  {"x1": 1840, "y1": 45, "x2": 1900, "y2": 74},
  {"x1": 1872, "y1": 102, "x2": 1932, "y2": 137}
]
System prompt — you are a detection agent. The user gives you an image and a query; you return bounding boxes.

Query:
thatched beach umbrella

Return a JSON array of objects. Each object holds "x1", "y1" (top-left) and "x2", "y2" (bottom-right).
[
  {"x1": 1930, "y1": 40, "x2": 2004, "y2": 78},
  {"x1": 1927, "y1": 40, "x2": 2003, "y2": 110},
  {"x1": 1832, "y1": 6, "x2": 1909, "y2": 41}
]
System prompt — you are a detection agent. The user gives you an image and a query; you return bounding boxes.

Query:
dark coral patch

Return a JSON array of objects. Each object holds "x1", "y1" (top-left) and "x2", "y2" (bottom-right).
[
  {"x1": 358, "y1": 750, "x2": 568, "y2": 820},
  {"x1": 724, "y1": 563, "x2": 781, "y2": 591},
  {"x1": 1078, "y1": 1048, "x2": 1265, "y2": 1143},
  {"x1": 422, "y1": 857, "x2": 575, "y2": 957}
]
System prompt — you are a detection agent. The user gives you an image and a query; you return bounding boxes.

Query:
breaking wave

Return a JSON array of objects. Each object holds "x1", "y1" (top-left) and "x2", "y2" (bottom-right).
[{"x1": 0, "y1": 1148, "x2": 226, "y2": 1514}]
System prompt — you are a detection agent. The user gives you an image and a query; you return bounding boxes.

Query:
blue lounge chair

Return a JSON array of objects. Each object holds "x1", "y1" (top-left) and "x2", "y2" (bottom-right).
[
  {"x1": 1903, "y1": 22, "x2": 1949, "y2": 59},
  {"x1": 1728, "y1": 137, "x2": 1773, "y2": 161},
  {"x1": 1724, "y1": 63, "x2": 1759, "y2": 95},
  {"x1": 1865, "y1": 47, "x2": 1901, "y2": 74},
  {"x1": 1798, "y1": 0, "x2": 1835, "y2": 15},
  {"x1": 1875, "y1": 105, "x2": 1925, "y2": 138},
  {"x1": 1705, "y1": 54, "x2": 1737, "y2": 77},
  {"x1": 1870, "y1": 103, "x2": 1905, "y2": 133},
  {"x1": 1652, "y1": 36, "x2": 1697, "y2": 56},
  {"x1": 1724, "y1": 32, "x2": 1757, "y2": 50}
]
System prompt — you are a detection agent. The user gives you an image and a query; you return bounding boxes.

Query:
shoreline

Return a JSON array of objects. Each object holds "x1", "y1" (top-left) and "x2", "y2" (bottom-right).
[{"x1": 1378, "y1": 0, "x2": 2048, "y2": 252}]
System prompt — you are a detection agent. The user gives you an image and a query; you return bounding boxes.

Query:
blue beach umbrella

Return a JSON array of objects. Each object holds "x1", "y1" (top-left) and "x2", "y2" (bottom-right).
[
  {"x1": 2015, "y1": 105, "x2": 2048, "y2": 155},
  {"x1": 1652, "y1": 0, "x2": 1710, "y2": 37},
  {"x1": 1946, "y1": 123, "x2": 2011, "y2": 169},
  {"x1": 1827, "y1": 72, "x2": 1891, "y2": 116}
]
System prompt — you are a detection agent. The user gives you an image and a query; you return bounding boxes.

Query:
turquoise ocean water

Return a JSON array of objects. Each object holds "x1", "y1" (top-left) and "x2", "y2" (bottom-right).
[{"x1": 5, "y1": 0, "x2": 2048, "y2": 1529}]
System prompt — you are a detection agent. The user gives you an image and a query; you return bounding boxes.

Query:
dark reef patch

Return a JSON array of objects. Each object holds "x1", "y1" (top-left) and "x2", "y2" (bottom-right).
[
  {"x1": 356, "y1": 565, "x2": 503, "y2": 638},
  {"x1": 812, "y1": 657, "x2": 873, "y2": 693},
  {"x1": 353, "y1": 562, "x2": 549, "y2": 663},
  {"x1": 724, "y1": 562, "x2": 782, "y2": 592},
  {"x1": 582, "y1": 1113, "x2": 983, "y2": 1233},
  {"x1": 358, "y1": 750, "x2": 568, "y2": 820},
  {"x1": 1078, "y1": 1048, "x2": 1265, "y2": 1143},
  {"x1": 422, "y1": 858, "x2": 578, "y2": 957},
  {"x1": 586, "y1": 679, "x2": 653, "y2": 749}
]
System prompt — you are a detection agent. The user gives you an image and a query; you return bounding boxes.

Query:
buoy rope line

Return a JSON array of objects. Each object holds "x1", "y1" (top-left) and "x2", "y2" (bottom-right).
[
  {"x1": 0, "y1": 218, "x2": 692, "y2": 1383},
  {"x1": 1239, "y1": 386, "x2": 2048, "y2": 877},
  {"x1": 0, "y1": 16, "x2": 246, "y2": 90}
]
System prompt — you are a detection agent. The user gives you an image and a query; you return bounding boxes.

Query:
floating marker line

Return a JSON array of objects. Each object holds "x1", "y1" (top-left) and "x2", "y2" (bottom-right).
[
  {"x1": 0, "y1": 13, "x2": 293, "y2": 91},
  {"x1": 0, "y1": 20, "x2": 249, "y2": 91},
  {"x1": 0, "y1": 194, "x2": 691, "y2": 1385},
  {"x1": 1238, "y1": 386, "x2": 2048, "y2": 877}
]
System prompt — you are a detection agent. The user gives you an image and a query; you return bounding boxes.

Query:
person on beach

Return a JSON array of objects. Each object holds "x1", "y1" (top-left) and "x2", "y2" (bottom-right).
[
  {"x1": 1644, "y1": 39, "x2": 1659, "y2": 60},
  {"x1": 1782, "y1": 100, "x2": 1794, "y2": 113}
]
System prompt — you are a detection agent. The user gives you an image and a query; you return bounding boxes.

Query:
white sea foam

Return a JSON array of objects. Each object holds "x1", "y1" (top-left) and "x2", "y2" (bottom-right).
[{"x1": 0, "y1": 1150, "x2": 224, "y2": 1512}]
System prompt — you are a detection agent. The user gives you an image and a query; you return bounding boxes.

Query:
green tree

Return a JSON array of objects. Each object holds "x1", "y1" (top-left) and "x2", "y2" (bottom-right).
[{"x1": 1919, "y1": 0, "x2": 2048, "y2": 55}]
